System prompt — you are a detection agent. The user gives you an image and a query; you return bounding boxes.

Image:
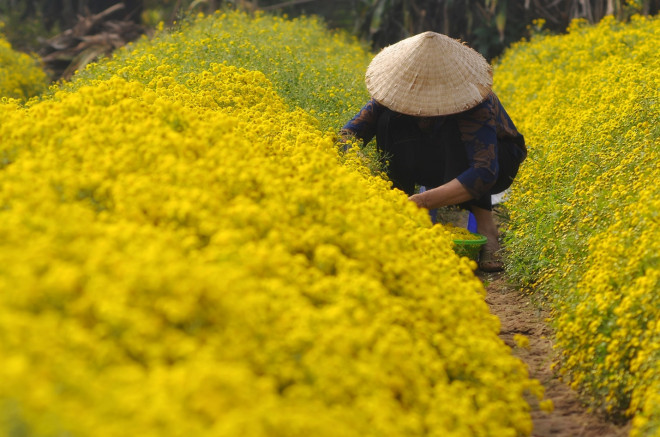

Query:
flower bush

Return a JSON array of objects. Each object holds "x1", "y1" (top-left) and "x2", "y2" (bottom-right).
[
  {"x1": 68, "y1": 9, "x2": 372, "y2": 133},
  {"x1": 494, "y1": 15, "x2": 660, "y2": 436},
  {"x1": 0, "y1": 33, "x2": 47, "y2": 100},
  {"x1": 0, "y1": 11, "x2": 543, "y2": 436}
]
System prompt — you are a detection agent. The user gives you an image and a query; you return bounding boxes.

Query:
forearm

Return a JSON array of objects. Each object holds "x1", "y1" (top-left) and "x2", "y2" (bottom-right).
[{"x1": 408, "y1": 179, "x2": 473, "y2": 209}]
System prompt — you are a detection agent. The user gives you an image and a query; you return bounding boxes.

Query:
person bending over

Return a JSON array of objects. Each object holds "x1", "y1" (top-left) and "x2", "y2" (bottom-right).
[{"x1": 341, "y1": 31, "x2": 527, "y2": 272}]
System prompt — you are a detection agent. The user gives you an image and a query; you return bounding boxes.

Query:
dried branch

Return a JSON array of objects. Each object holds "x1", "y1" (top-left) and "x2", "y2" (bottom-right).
[{"x1": 39, "y1": 2, "x2": 147, "y2": 81}]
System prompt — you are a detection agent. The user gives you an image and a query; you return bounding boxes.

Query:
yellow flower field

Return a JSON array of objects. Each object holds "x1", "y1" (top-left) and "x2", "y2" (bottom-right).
[
  {"x1": 0, "y1": 34, "x2": 47, "y2": 100},
  {"x1": 495, "y1": 15, "x2": 660, "y2": 436},
  {"x1": 68, "y1": 10, "x2": 371, "y2": 133},
  {"x1": 0, "y1": 11, "x2": 543, "y2": 436}
]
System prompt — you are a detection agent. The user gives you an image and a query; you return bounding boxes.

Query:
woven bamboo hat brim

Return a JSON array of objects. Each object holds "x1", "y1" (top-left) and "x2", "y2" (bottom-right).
[{"x1": 365, "y1": 31, "x2": 493, "y2": 116}]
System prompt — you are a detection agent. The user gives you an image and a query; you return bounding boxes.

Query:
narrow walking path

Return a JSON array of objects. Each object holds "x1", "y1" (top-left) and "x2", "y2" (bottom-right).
[{"x1": 479, "y1": 271, "x2": 630, "y2": 437}]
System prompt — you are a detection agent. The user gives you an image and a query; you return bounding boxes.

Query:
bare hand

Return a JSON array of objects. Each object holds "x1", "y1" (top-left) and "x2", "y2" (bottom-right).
[{"x1": 408, "y1": 193, "x2": 428, "y2": 209}]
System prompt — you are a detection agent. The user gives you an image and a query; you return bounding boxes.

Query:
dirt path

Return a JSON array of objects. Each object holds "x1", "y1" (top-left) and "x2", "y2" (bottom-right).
[{"x1": 479, "y1": 271, "x2": 630, "y2": 437}]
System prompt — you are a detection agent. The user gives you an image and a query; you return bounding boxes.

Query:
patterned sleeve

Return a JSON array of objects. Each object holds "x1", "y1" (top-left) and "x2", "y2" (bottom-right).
[
  {"x1": 340, "y1": 98, "x2": 385, "y2": 144},
  {"x1": 492, "y1": 93, "x2": 527, "y2": 161},
  {"x1": 455, "y1": 95, "x2": 499, "y2": 198}
]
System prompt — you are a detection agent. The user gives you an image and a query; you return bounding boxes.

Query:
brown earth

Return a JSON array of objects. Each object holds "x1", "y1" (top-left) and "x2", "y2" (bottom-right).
[{"x1": 479, "y1": 270, "x2": 631, "y2": 437}]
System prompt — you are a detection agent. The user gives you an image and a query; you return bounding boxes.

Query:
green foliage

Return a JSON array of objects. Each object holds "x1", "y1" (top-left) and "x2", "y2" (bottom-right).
[
  {"x1": 0, "y1": 4, "x2": 59, "y2": 53},
  {"x1": 343, "y1": 0, "x2": 655, "y2": 58}
]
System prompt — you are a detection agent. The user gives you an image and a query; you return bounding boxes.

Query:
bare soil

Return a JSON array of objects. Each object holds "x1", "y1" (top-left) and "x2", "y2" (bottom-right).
[{"x1": 479, "y1": 271, "x2": 631, "y2": 437}]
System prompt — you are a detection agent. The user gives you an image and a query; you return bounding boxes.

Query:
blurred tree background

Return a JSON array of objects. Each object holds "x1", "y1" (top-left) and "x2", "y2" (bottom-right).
[
  {"x1": 1, "y1": 0, "x2": 659, "y2": 77},
  {"x1": 261, "y1": 0, "x2": 659, "y2": 58}
]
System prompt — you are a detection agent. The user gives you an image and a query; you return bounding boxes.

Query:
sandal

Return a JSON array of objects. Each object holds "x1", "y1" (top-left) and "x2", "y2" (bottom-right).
[{"x1": 479, "y1": 245, "x2": 504, "y2": 272}]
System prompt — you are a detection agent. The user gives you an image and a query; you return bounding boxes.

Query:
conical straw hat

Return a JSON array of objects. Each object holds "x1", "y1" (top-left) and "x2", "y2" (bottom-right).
[{"x1": 365, "y1": 31, "x2": 493, "y2": 116}]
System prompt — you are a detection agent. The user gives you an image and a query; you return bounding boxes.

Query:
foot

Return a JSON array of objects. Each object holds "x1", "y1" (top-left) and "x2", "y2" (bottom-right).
[
  {"x1": 470, "y1": 206, "x2": 504, "y2": 272},
  {"x1": 479, "y1": 243, "x2": 504, "y2": 272}
]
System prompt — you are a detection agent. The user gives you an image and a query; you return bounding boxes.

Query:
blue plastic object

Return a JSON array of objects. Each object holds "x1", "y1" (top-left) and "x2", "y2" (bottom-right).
[
  {"x1": 467, "y1": 212, "x2": 478, "y2": 233},
  {"x1": 418, "y1": 186, "x2": 439, "y2": 224}
]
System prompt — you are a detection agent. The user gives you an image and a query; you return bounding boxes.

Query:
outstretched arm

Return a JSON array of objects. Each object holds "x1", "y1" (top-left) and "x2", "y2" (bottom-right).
[{"x1": 408, "y1": 179, "x2": 473, "y2": 209}]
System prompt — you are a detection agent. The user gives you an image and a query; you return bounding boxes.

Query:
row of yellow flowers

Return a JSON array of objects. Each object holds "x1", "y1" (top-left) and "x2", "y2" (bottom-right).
[
  {"x1": 0, "y1": 33, "x2": 47, "y2": 100},
  {"x1": 0, "y1": 11, "x2": 544, "y2": 436},
  {"x1": 494, "y1": 15, "x2": 659, "y2": 436},
  {"x1": 68, "y1": 10, "x2": 371, "y2": 134}
]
